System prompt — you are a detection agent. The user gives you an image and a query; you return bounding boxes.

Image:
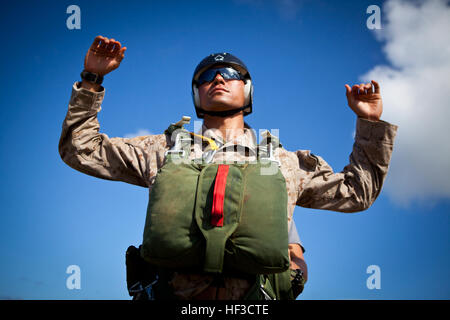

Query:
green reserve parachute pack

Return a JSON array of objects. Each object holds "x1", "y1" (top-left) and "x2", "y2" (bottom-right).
[
  {"x1": 138, "y1": 116, "x2": 292, "y2": 298},
  {"x1": 141, "y1": 116, "x2": 289, "y2": 274}
]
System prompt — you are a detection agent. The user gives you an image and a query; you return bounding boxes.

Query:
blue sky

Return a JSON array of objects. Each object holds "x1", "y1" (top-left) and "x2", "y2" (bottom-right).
[{"x1": 0, "y1": 0, "x2": 449, "y2": 300}]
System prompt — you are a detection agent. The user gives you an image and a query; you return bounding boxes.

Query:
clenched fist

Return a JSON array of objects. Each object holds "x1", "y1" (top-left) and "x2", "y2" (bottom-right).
[
  {"x1": 345, "y1": 80, "x2": 383, "y2": 121},
  {"x1": 84, "y1": 35, "x2": 127, "y2": 76}
]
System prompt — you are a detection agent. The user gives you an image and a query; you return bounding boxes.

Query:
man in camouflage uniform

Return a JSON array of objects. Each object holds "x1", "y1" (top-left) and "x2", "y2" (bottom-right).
[{"x1": 59, "y1": 35, "x2": 397, "y2": 299}]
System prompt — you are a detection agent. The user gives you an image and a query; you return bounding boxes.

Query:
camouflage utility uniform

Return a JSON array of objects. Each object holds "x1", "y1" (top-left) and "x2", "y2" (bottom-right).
[{"x1": 59, "y1": 82, "x2": 398, "y2": 299}]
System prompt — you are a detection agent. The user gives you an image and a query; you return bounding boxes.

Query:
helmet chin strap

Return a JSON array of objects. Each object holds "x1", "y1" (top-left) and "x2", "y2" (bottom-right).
[{"x1": 196, "y1": 105, "x2": 248, "y2": 117}]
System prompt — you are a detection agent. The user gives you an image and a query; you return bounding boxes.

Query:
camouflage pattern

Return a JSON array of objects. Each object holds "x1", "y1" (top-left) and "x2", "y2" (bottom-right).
[{"x1": 59, "y1": 82, "x2": 398, "y2": 299}]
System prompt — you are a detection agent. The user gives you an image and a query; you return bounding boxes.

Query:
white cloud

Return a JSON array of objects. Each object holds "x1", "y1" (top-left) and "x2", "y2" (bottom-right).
[
  {"x1": 360, "y1": 0, "x2": 450, "y2": 206},
  {"x1": 124, "y1": 129, "x2": 152, "y2": 139}
]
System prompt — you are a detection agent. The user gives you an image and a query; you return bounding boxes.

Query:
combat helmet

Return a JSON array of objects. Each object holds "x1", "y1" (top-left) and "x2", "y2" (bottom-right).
[{"x1": 192, "y1": 53, "x2": 254, "y2": 118}]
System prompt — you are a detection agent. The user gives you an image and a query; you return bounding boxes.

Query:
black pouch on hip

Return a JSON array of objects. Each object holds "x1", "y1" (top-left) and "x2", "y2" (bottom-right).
[{"x1": 125, "y1": 245, "x2": 158, "y2": 300}]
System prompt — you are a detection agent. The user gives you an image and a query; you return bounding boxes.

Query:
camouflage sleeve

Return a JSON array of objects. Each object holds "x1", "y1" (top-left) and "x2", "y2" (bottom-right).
[
  {"x1": 58, "y1": 82, "x2": 168, "y2": 187},
  {"x1": 296, "y1": 117, "x2": 398, "y2": 213}
]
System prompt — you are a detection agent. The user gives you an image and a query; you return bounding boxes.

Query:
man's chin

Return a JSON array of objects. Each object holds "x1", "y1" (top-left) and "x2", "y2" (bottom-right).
[{"x1": 203, "y1": 104, "x2": 239, "y2": 112}]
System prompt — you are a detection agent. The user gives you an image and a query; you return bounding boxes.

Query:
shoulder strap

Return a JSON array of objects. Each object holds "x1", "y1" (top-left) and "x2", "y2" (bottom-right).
[
  {"x1": 165, "y1": 116, "x2": 222, "y2": 162},
  {"x1": 257, "y1": 130, "x2": 283, "y2": 165},
  {"x1": 164, "y1": 116, "x2": 192, "y2": 159}
]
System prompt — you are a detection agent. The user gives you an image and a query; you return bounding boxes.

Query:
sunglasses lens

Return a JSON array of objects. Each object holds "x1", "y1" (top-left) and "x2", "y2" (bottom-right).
[
  {"x1": 197, "y1": 67, "x2": 241, "y2": 85},
  {"x1": 222, "y1": 68, "x2": 241, "y2": 80},
  {"x1": 197, "y1": 69, "x2": 216, "y2": 85}
]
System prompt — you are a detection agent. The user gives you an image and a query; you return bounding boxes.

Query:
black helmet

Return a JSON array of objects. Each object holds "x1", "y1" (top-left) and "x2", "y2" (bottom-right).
[{"x1": 192, "y1": 52, "x2": 253, "y2": 118}]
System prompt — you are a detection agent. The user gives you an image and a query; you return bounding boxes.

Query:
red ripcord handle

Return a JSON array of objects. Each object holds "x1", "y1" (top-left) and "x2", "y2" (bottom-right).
[{"x1": 211, "y1": 164, "x2": 230, "y2": 227}]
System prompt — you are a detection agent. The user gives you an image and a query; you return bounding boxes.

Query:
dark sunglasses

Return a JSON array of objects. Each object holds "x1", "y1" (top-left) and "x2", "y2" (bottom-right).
[{"x1": 196, "y1": 67, "x2": 244, "y2": 86}]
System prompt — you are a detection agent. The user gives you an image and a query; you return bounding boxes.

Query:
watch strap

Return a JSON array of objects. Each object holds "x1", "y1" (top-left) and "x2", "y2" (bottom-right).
[
  {"x1": 80, "y1": 70, "x2": 104, "y2": 85},
  {"x1": 291, "y1": 268, "x2": 305, "y2": 297}
]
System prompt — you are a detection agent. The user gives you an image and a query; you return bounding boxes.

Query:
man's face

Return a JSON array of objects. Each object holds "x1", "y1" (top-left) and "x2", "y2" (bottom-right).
[{"x1": 197, "y1": 65, "x2": 246, "y2": 113}]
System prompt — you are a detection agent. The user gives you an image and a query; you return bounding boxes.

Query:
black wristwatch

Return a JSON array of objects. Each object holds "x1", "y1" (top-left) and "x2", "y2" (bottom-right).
[
  {"x1": 290, "y1": 268, "x2": 305, "y2": 297},
  {"x1": 80, "y1": 70, "x2": 104, "y2": 85}
]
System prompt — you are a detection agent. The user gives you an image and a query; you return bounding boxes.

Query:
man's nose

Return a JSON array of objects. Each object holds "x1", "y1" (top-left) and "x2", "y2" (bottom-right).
[{"x1": 212, "y1": 72, "x2": 226, "y2": 84}]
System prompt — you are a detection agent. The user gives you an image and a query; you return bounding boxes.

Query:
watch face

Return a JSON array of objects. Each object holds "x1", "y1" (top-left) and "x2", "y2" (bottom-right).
[
  {"x1": 291, "y1": 269, "x2": 304, "y2": 282},
  {"x1": 81, "y1": 71, "x2": 102, "y2": 84}
]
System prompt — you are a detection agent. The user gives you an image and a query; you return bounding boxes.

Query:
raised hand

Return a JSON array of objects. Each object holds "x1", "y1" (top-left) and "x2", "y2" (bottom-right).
[
  {"x1": 345, "y1": 80, "x2": 383, "y2": 121},
  {"x1": 84, "y1": 35, "x2": 127, "y2": 76}
]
